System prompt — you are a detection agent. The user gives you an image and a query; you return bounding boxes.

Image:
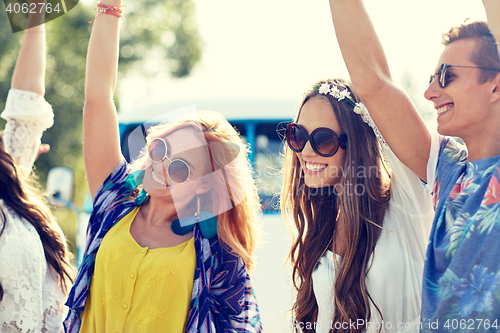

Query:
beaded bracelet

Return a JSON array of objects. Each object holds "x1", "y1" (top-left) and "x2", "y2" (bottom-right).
[{"x1": 89, "y1": 1, "x2": 126, "y2": 25}]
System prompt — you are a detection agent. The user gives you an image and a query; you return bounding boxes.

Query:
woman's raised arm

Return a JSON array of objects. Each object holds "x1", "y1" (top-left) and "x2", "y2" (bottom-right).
[
  {"x1": 83, "y1": 0, "x2": 124, "y2": 199},
  {"x1": 2, "y1": 6, "x2": 53, "y2": 174},
  {"x1": 11, "y1": 6, "x2": 45, "y2": 95}
]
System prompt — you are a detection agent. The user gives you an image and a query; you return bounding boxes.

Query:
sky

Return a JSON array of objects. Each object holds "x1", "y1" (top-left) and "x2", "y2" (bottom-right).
[{"x1": 119, "y1": 0, "x2": 487, "y2": 127}]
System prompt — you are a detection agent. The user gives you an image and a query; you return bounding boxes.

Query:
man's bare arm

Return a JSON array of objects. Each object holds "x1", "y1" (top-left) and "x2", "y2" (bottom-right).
[{"x1": 329, "y1": 0, "x2": 431, "y2": 181}]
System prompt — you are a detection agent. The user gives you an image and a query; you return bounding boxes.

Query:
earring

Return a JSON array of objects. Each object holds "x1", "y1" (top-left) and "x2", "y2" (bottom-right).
[
  {"x1": 195, "y1": 195, "x2": 201, "y2": 219},
  {"x1": 197, "y1": 211, "x2": 218, "y2": 239},
  {"x1": 197, "y1": 195, "x2": 217, "y2": 238},
  {"x1": 171, "y1": 196, "x2": 218, "y2": 239}
]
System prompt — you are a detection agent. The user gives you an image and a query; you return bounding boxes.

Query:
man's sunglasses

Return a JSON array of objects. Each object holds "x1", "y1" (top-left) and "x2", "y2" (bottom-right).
[
  {"x1": 285, "y1": 123, "x2": 347, "y2": 157},
  {"x1": 147, "y1": 138, "x2": 191, "y2": 184},
  {"x1": 429, "y1": 63, "x2": 500, "y2": 88}
]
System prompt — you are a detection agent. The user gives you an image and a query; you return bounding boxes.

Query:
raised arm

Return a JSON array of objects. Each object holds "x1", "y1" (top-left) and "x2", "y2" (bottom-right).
[
  {"x1": 83, "y1": 0, "x2": 124, "y2": 199},
  {"x1": 1, "y1": 6, "x2": 53, "y2": 174},
  {"x1": 329, "y1": 0, "x2": 431, "y2": 181},
  {"x1": 11, "y1": 7, "x2": 45, "y2": 95}
]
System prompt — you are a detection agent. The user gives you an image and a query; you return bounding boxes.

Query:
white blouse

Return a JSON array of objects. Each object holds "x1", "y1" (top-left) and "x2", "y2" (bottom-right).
[
  {"x1": 0, "y1": 89, "x2": 67, "y2": 333},
  {"x1": 312, "y1": 113, "x2": 434, "y2": 333}
]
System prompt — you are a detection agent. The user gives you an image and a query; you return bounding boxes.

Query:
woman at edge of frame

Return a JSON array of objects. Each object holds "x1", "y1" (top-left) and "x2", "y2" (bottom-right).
[{"x1": 0, "y1": 6, "x2": 74, "y2": 332}]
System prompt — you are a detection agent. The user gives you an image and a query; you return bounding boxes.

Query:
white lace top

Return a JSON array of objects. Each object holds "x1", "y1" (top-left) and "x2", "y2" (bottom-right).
[
  {"x1": 0, "y1": 89, "x2": 66, "y2": 333},
  {"x1": 312, "y1": 111, "x2": 435, "y2": 333}
]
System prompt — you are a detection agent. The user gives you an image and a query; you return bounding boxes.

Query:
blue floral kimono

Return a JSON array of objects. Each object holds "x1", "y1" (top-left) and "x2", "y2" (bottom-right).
[{"x1": 64, "y1": 160, "x2": 262, "y2": 333}]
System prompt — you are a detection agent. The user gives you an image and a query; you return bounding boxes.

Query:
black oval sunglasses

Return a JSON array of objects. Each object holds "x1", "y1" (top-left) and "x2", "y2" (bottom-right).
[{"x1": 285, "y1": 123, "x2": 347, "y2": 157}]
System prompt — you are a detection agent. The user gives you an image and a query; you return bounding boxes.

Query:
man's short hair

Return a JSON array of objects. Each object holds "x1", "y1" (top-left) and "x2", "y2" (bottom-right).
[{"x1": 443, "y1": 21, "x2": 500, "y2": 84}]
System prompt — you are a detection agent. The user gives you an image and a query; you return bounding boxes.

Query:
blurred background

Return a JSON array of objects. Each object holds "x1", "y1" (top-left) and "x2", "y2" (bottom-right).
[{"x1": 0, "y1": 0, "x2": 489, "y2": 331}]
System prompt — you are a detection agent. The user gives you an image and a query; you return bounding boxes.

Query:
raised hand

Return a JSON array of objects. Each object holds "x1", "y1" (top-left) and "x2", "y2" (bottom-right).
[
  {"x1": 83, "y1": 0, "x2": 124, "y2": 198},
  {"x1": 11, "y1": 5, "x2": 45, "y2": 96}
]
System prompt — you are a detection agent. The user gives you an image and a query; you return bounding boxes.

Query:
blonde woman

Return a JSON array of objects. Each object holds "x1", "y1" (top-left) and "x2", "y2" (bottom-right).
[{"x1": 64, "y1": 0, "x2": 262, "y2": 332}]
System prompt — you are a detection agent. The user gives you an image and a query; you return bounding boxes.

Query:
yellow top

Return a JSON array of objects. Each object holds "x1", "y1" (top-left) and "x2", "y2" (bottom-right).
[{"x1": 80, "y1": 206, "x2": 196, "y2": 333}]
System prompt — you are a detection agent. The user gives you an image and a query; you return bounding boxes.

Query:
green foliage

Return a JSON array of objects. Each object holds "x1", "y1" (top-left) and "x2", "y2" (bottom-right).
[{"x1": 121, "y1": 0, "x2": 202, "y2": 77}]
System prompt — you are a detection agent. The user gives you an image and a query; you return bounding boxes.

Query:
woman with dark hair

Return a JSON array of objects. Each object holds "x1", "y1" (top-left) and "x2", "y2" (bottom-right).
[
  {"x1": 0, "y1": 8, "x2": 74, "y2": 333},
  {"x1": 63, "y1": 0, "x2": 262, "y2": 332},
  {"x1": 282, "y1": 78, "x2": 434, "y2": 332}
]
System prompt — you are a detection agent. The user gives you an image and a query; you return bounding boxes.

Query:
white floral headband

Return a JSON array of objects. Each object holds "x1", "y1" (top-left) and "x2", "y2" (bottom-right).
[
  {"x1": 312, "y1": 82, "x2": 387, "y2": 146},
  {"x1": 312, "y1": 83, "x2": 368, "y2": 117}
]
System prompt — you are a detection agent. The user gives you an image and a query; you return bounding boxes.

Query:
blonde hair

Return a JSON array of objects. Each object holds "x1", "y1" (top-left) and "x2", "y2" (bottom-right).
[{"x1": 131, "y1": 111, "x2": 261, "y2": 271}]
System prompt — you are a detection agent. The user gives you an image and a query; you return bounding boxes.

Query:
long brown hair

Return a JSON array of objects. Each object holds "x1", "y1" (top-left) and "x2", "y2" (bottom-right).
[
  {"x1": 130, "y1": 111, "x2": 262, "y2": 271},
  {"x1": 0, "y1": 134, "x2": 74, "y2": 301},
  {"x1": 281, "y1": 79, "x2": 391, "y2": 332}
]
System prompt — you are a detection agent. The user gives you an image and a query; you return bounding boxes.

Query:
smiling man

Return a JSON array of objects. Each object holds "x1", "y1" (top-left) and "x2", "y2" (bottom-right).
[{"x1": 329, "y1": 0, "x2": 500, "y2": 331}]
